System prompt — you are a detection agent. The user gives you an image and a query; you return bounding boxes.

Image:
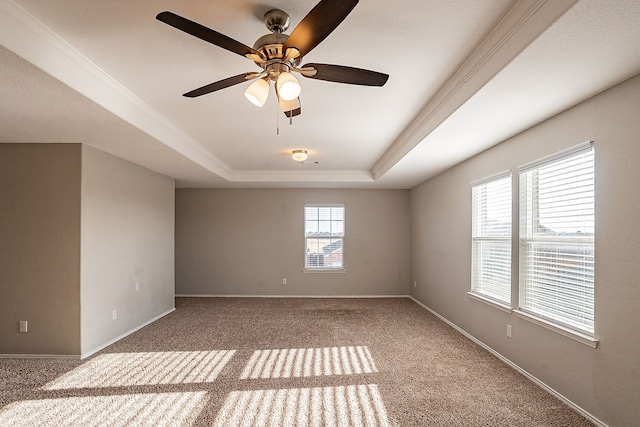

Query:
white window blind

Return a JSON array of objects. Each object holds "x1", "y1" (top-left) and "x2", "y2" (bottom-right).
[
  {"x1": 472, "y1": 174, "x2": 512, "y2": 304},
  {"x1": 519, "y1": 145, "x2": 595, "y2": 333},
  {"x1": 305, "y1": 205, "x2": 345, "y2": 270}
]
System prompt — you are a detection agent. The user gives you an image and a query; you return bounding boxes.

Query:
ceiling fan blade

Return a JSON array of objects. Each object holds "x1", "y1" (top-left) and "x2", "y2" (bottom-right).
[
  {"x1": 280, "y1": 97, "x2": 301, "y2": 118},
  {"x1": 301, "y1": 63, "x2": 389, "y2": 86},
  {"x1": 156, "y1": 11, "x2": 260, "y2": 58},
  {"x1": 183, "y1": 73, "x2": 253, "y2": 98},
  {"x1": 283, "y1": 0, "x2": 358, "y2": 58}
]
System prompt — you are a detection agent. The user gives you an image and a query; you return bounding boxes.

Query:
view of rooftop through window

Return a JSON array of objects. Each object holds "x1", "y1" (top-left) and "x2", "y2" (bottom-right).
[{"x1": 305, "y1": 205, "x2": 345, "y2": 269}]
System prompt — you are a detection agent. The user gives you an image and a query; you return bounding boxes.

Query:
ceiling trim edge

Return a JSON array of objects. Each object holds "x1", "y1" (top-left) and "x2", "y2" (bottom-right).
[
  {"x1": 0, "y1": 0, "x2": 232, "y2": 180},
  {"x1": 231, "y1": 169, "x2": 374, "y2": 183},
  {"x1": 370, "y1": 0, "x2": 578, "y2": 181}
]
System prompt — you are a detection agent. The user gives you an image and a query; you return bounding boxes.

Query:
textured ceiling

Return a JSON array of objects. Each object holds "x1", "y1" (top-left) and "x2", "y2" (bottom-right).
[{"x1": 1, "y1": 0, "x2": 639, "y2": 188}]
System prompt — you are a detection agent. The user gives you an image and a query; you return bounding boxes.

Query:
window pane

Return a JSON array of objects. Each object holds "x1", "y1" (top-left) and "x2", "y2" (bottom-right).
[
  {"x1": 522, "y1": 242, "x2": 594, "y2": 330},
  {"x1": 306, "y1": 238, "x2": 343, "y2": 269},
  {"x1": 471, "y1": 174, "x2": 512, "y2": 304},
  {"x1": 472, "y1": 240, "x2": 512, "y2": 302},
  {"x1": 305, "y1": 205, "x2": 345, "y2": 269},
  {"x1": 519, "y1": 147, "x2": 595, "y2": 333},
  {"x1": 305, "y1": 220, "x2": 319, "y2": 235}
]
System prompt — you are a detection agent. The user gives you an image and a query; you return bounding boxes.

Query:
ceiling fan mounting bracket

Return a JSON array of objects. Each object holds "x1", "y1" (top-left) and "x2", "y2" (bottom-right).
[{"x1": 263, "y1": 9, "x2": 290, "y2": 33}]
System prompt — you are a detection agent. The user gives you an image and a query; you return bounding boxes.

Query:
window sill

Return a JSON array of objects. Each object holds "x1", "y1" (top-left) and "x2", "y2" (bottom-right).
[
  {"x1": 303, "y1": 268, "x2": 346, "y2": 274},
  {"x1": 467, "y1": 292, "x2": 512, "y2": 313},
  {"x1": 514, "y1": 309, "x2": 599, "y2": 348}
]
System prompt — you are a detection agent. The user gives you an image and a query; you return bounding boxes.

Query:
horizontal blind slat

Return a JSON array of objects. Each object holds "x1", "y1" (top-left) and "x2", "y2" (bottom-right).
[
  {"x1": 472, "y1": 175, "x2": 512, "y2": 304},
  {"x1": 519, "y1": 148, "x2": 594, "y2": 333}
]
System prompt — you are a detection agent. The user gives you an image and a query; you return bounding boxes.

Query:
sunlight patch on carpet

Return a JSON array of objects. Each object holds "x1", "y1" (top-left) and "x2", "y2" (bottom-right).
[
  {"x1": 213, "y1": 384, "x2": 389, "y2": 427},
  {"x1": 240, "y1": 346, "x2": 377, "y2": 379},
  {"x1": 0, "y1": 391, "x2": 207, "y2": 427},
  {"x1": 43, "y1": 351, "x2": 235, "y2": 389}
]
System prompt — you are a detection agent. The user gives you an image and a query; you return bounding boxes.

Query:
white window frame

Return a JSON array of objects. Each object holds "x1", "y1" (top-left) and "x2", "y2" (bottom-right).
[
  {"x1": 470, "y1": 172, "x2": 512, "y2": 308},
  {"x1": 303, "y1": 204, "x2": 345, "y2": 273},
  {"x1": 517, "y1": 142, "x2": 595, "y2": 339}
]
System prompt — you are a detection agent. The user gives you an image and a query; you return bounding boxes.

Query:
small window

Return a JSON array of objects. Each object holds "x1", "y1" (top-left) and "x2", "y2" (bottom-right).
[
  {"x1": 471, "y1": 173, "x2": 512, "y2": 304},
  {"x1": 304, "y1": 204, "x2": 345, "y2": 271},
  {"x1": 519, "y1": 144, "x2": 595, "y2": 333}
]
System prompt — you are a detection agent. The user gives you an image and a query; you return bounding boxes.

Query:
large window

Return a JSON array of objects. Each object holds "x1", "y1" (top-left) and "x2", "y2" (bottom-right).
[
  {"x1": 519, "y1": 144, "x2": 595, "y2": 333},
  {"x1": 304, "y1": 204, "x2": 345, "y2": 270},
  {"x1": 471, "y1": 173, "x2": 512, "y2": 304}
]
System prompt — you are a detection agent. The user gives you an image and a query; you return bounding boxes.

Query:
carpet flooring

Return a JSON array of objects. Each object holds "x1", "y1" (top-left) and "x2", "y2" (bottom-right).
[{"x1": 0, "y1": 297, "x2": 595, "y2": 426}]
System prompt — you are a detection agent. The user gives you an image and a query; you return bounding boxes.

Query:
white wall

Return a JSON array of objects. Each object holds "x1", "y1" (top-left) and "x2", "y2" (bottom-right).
[
  {"x1": 80, "y1": 145, "x2": 175, "y2": 356},
  {"x1": 410, "y1": 73, "x2": 640, "y2": 426},
  {"x1": 176, "y1": 188, "x2": 410, "y2": 296}
]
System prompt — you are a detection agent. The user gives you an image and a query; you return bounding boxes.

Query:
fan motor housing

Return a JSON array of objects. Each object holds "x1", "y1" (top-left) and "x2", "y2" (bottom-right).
[
  {"x1": 253, "y1": 33, "x2": 288, "y2": 61},
  {"x1": 252, "y1": 32, "x2": 301, "y2": 79}
]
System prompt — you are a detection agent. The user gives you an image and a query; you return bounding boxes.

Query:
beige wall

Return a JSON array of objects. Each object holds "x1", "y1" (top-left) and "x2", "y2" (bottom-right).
[
  {"x1": 80, "y1": 145, "x2": 175, "y2": 356},
  {"x1": 410, "y1": 73, "x2": 640, "y2": 426},
  {"x1": 0, "y1": 144, "x2": 175, "y2": 357},
  {"x1": 0, "y1": 144, "x2": 81, "y2": 355},
  {"x1": 176, "y1": 189, "x2": 410, "y2": 296}
]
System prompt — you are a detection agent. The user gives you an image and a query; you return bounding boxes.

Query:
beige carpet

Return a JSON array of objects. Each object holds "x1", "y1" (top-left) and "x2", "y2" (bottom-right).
[{"x1": 0, "y1": 297, "x2": 594, "y2": 426}]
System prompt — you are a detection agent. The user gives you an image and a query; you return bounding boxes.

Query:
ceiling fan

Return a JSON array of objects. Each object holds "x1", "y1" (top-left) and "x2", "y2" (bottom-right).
[{"x1": 156, "y1": 0, "x2": 389, "y2": 119}]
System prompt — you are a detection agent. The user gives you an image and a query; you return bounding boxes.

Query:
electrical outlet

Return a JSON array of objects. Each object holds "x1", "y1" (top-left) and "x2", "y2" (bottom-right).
[
  {"x1": 112, "y1": 309, "x2": 118, "y2": 320},
  {"x1": 282, "y1": 278, "x2": 287, "y2": 285},
  {"x1": 506, "y1": 324, "x2": 512, "y2": 338},
  {"x1": 413, "y1": 281, "x2": 417, "y2": 288},
  {"x1": 135, "y1": 282, "x2": 140, "y2": 291},
  {"x1": 19, "y1": 320, "x2": 28, "y2": 333}
]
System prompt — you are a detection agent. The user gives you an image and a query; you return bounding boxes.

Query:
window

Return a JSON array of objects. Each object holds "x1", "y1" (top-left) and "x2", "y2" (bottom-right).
[
  {"x1": 304, "y1": 204, "x2": 345, "y2": 271},
  {"x1": 471, "y1": 173, "x2": 512, "y2": 304},
  {"x1": 519, "y1": 144, "x2": 595, "y2": 334}
]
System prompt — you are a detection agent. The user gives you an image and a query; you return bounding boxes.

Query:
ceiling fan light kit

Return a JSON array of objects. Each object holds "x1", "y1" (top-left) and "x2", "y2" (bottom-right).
[
  {"x1": 276, "y1": 71, "x2": 301, "y2": 101},
  {"x1": 244, "y1": 78, "x2": 270, "y2": 107},
  {"x1": 156, "y1": 0, "x2": 389, "y2": 122}
]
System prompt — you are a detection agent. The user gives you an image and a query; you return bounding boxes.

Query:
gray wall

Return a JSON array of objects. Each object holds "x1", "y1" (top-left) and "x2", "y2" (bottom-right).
[
  {"x1": 80, "y1": 145, "x2": 175, "y2": 356},
  {"x1": 176, "y1": 189, "x2": 410, "y2": 296},
  {"x1": 0, "y1": 144, "x2": 81, "y2": 355},
  {"x1": 410, "y1": 73, "x2": 640, "y2": 426},
  {"x1": 0, "y1": 144, "x2": 175, "y2": 357}
]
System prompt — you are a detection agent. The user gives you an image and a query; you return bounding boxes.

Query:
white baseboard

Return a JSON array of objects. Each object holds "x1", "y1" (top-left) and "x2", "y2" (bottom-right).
[
  {"x1": 80, "y1": 307, "x2": 176, "y2": 359},
  {"x1": 1, "y1": 308, "x2": 176, "y2": 360},
  {"x1": 407, "y1": 296, "x2": 607, "y2": 427},
  {"x1": 175, "y1": 294, "x2": 411, "y2": 298},
  {"x1": 0, "y1": 353, "x2": 81, "y2": 359}
]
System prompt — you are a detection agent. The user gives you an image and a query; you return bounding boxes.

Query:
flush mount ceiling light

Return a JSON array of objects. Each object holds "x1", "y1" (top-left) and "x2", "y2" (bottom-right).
[
  {"x1": 156, "y1": 0, "x2": 389, "y2": 121},
  {"x1": 292, "y1": 150, "x2": 308, "y2": 162}
]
